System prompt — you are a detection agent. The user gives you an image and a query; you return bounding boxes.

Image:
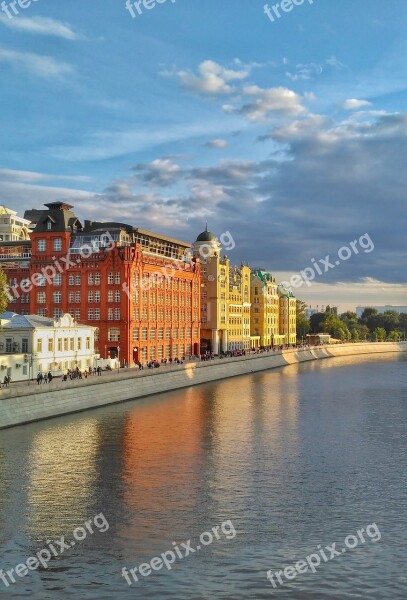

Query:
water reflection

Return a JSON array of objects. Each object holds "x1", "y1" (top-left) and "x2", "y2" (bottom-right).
[{"x1": 27, "y1": 420, "x2": 100, "y2": 538}]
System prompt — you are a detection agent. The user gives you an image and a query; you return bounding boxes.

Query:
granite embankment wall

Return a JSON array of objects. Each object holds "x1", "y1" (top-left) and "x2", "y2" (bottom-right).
[{"x1": 0, "y1": 342, "x2": 405, "y2": 430}]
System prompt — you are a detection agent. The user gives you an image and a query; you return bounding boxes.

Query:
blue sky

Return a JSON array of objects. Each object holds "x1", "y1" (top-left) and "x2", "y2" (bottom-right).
[{"x1": 0, "y1": 0, "x2": 406, "y2": 310}]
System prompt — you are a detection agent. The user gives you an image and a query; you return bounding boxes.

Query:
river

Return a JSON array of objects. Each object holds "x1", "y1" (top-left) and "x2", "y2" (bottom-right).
[{"x1": 0, "y1": 353, "x2": 406, "y2": 599}]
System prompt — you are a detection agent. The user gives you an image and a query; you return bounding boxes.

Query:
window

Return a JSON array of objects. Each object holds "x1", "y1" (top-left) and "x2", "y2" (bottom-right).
[
  {"x1": 115, "y1": 308, "x2": 121, "y2": 320},
  {"x1": 6, "y1": 338, "x2": 12, "y2": 353},
  {"x1": 37, "y1": 309, "x2": 46, "y2": 317},
  {"x1": 53, "y1": 274, "x2": 62, "y2": 286},
  {"x1": 108, "y1": 308, "x2": 113, "y2": 321},
  {"x1": 95, "y1": 291, "x2": 100, "y2": 303},
  {"x1": 94, "y1": 273, "x2": 101, "y2": 285},
  {"x1": 150, "y1": 328, "x2": 156, "y2": 340},
  {"x1": 75, "y1": 309, "x2": 81, "y2": 320},
  {"x1": 75, "y1": 292, "x2": 81, "y2": 303},
  {"x1": 88, "y1": 309, "x2": 94, "y2": 320},
  {"x1": 69, "y1": 275, "x2": 75, "y2": 286},
  {"x1": 94, "y1": 308, "x2": 100, "y2": 320},
  {"x1": 114, "y1": 290, "x2": 120, "y2": 302},
  {"x1": 64, "y1": 338, "x2": 68, "y2": 351},
  {"x1": 94, "y1": 328, "x2": 100, "y2": 341},
  {"x1": 48, "y1": 339, "x2": 54, "y2": 352},
  {"x1": 88, "y1": 291, "x2": 94, "y2": 303},
  {"x1": 115, "y1": 273, "x2": 120, "y2": 284},
  {"x1": 108, "y1": 290, "x2": 113, "y2": 303},
  {"x1": 108, "y1": 273, "x2": 114, "y2": 284},
  {"x1": 53, "y1": 238, "x2": 62, "y2": 251},
  {"x1": 58, "y1": 339, "x2": 62, "y2": 352},
  {"x1": 37, "y1": 275, "x2": 46, "y2": 287},
  {"x1": 108, "y1": 328, "x2": 120, "y2": 342},
  {"x1": 53, "y1": 292, "x2": 61, "y2": 304},
  {"x1": 37, "y1": 292, "x2": 46, "y2": 304},
  {"x1": 22, "y1": 338, "x2": 28, "y2": 353},
  {"x1": 75, "y1": 275, "x2": 81, "y2": 286},
  {"x1": 86, "y1": 337, "x2": 90, "y2": 350},
  {"x1": 132, "y1": 329, "x2": 139, "y2": 341},
  {"x1": 37, "y1": 239, "x2": 46, "y2": 251},
  {"x1": 77, "y1": 338, "x2": 82, "y2": 350},
  {"x1": 47, "y1": 221, "x2": 52, "y2": 230},
  {"x1": 37, "y1": 339, "x2": 43, "y2": 353},
  {"x1": 88, "y1": 274, "x2": 94, "y2": 285}
]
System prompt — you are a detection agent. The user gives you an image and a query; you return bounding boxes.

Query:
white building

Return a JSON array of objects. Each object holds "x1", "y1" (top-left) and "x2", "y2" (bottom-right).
[
  {"x1": 0, "y1": 206, "x2": 31, "y2": 241},
  {"x1": 0, "y1": 312, "x2": 97, "y2": 381},
  {"x1": 356, "y1": 305, "x2": 407, "y2": 318}
]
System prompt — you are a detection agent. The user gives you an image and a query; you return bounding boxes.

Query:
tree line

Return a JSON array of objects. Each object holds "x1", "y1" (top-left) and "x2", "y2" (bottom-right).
[{"x1": 296, "y1": 300, "x2": 407, "y2": 342}]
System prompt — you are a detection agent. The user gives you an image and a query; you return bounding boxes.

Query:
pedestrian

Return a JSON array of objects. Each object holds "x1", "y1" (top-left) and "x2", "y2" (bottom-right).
[
  {"x1": 37, "y1": 372, "x2": 43, "y2": 385},
  {"x1": 47, "y1": 371, "x2": 53, "y2": 383},
  {"x1": 3, "y1": 375, "x2": 8, "y2": 388}
]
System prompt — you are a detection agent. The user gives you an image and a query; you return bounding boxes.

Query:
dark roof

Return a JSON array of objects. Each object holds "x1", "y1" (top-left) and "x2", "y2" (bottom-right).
[
  {"x1": 196, "y1": 225, "x2": 217, "y2": 242},
  {"x1": 29, "y1": 203, "x2": 83, "y2": 233},
  {"x1": 83, "y1": 221, "x2": 191, "y2": 248}
]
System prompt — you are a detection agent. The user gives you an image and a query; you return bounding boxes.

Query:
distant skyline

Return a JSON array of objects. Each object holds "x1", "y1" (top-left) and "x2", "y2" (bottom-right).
[{"x1": 0, "y1": 1, "x2": 406, "y2": 311}]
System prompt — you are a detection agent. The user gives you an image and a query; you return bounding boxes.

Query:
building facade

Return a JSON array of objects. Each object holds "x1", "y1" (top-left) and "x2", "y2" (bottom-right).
[
  {"x1": 1, "y1": 202, "x2": 201, "y2": 365},
  {"x1": 0, "y1": 312, "x2": 96, "y2": 381},
  {"x1": 278, "y1": 288, "x2": 297, "y2": 345},
  {"x1": 250, "y1": 270, "x2": 285, "y2": 347},
  {"x1": 192, "y1": 229, "x2": 252, "y2": 354}
]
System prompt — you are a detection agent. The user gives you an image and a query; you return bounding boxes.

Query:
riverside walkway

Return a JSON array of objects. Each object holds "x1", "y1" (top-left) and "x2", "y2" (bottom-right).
[{"x1": 0, "y1": 348, "x2": 298, "y2": 400}]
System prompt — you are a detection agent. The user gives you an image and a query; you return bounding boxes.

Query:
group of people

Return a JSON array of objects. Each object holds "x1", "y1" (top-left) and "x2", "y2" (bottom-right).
[
  {"x1": 36, "y1": 372, "x2": 53, "y2": 385},
  {"x1": 62, "y1": 366, "x2": 103, "y2": 381}
]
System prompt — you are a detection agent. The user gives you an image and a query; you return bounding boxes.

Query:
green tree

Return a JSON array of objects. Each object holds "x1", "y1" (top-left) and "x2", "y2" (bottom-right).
[
  {"x1": 373, "y1": 327, "x2": 386, "y2": 341},
  {"x1": 0, "y1": 268, "x2": 9, "y2": 314},
  {"x1": 296, "y1": 300, "x2": 310, "y2": 340},
  {"x1": 310, "y1": 312, "x2": 325, "y2": 333},
  {"x1": 388, "y1": 330, "x2": 402, "y2": 341},
  {"x1": 351, "y1": 328, "x2": 360, "y2": 341}
]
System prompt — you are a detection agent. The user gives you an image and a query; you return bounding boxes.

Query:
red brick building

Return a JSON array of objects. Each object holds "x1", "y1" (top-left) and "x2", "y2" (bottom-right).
[{"x1": 1, "y1": 202, "x2": 201, "y2": 365}]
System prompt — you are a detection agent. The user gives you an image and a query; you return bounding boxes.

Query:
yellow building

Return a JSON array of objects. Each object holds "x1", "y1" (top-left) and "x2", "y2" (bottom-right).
[
  {"x1": 278, "y1": 288, "x2": 297, "y2": 346},
  {"x1": 192, "y1": 229, "x2": 251, "y2": 354},
  {"x1": 250, "y1": 270, "x2": 285, "y2": 348}
]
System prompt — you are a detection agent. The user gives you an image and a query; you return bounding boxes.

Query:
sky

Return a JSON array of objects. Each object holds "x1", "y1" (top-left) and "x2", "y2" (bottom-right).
[{"x1": 0, "y1": 0, "x2": 406, "y2": 311}]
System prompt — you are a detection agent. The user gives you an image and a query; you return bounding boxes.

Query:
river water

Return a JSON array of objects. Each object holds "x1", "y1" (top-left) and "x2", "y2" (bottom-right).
[{"x1": 0, "y1": 353, "x2": 406, "y2": 599}]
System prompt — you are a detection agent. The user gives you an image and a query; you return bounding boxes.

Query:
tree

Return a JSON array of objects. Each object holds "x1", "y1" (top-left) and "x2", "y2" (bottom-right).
[
  {"x1": 0, "y1": 268, "x2": 9, "y2": 315},
  {"x1": 388, "y1": 330, "x2": 402, "y2": 341},
  {"x1": 310, "y1": 312, "x2": 325, "y2": 333},
  {"x1": 373, "y1": 327, "x2": 386, "y2": 341},
  {"x1": 296, "y1": 299, "x2": 310, "y2": 339}
]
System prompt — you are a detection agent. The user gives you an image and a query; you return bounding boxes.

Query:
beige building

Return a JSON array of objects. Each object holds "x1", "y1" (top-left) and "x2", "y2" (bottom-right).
[
  {"x1": 192, "y1": 229, "x2": 252, "y2": 353},
  {"x1": 278, "y1": 288, "x2": 297, "y2": 345},
  {"x1": 251, "y1": 270, "x2": 285, "y2": 348}
]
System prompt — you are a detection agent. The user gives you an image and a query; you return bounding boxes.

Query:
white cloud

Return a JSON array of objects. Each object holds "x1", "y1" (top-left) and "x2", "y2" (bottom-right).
[
  {"x1": 233, "y1": 85, "x2": 307, "y2": 121},
  {"x1": 169, "y1": 60, "x2": 249, "y2": 95},
  {"x1": 0, "y1": 169, "x2": 90, "y2": 183},
  {"x1": 0, "y1": 48, "x2": 74, "y2": 78},
  {"x1": 0, "y1": 16, "x2": 81, "y2": 40},
  {"x1": 343, "y1": 98, "x2": 372, "y2": 110}
]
